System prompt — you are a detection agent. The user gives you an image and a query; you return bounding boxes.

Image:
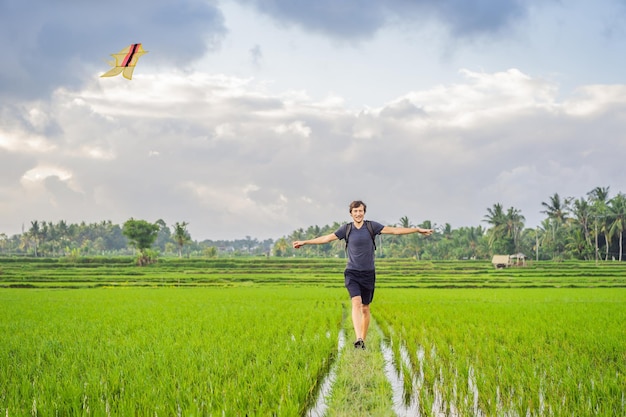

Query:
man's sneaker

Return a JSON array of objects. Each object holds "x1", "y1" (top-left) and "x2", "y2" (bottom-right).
[{"x1": 354, "y1": 338, "x2": 366, "y2": 350}]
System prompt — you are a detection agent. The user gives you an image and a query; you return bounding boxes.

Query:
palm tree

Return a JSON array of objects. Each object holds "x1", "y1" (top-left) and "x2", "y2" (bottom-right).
[
  {"x1": 541, "y1": 193, "x2": 572, "y2": 258},
  {"x1": 272, "y1": 237, "x2": 290, "y2": 257},
  {"x1": 532, "y1": 226, "x2": 543, "y2": 261},
  {"x1": 398, "y1": 216, "x2": 422, "y2": 259},
  {"x1": 484, "y1": 203, "x2": 523, "y2": 254},
  {"x1": 571, "y1": 197, "x2": 592, "y2": 247},
  {"x1": 172, "y1": 221, "x2": 191, "y2": 258},
  {"x1": 565, "y1": 227, "x2": 593, "y2": 260},
  {"x1": 588, "y1": 186, "x2": 611, "y2": 261},
  {"x1": 483, "y1": 203, "x2": 507, "y2": 252},
  {"x1": 437, "y1": 223, "x2": 454, "y2": 259},
  {"x1": 505, "y1": 207, "x2": 525, "y2": 253},
  {"x1": 541, "y1": 193, "x2": 572, "y2": 224},
  {"x1": 536, "y1": 219, "x2": 554, "y2": 258},
  {"x1": 0, "y1": 233, "x2": 8, "y2": 255},
  {"x1": 608, "y1": 193, "x2": 626, "y2": 261},
  {"x1": 588, "y1": 186, "x2": 611, "y2": 204},
  {"x1": 56, "y1": 220, "x2": 70, "y2": 254},
  {"x1": 28, "y1": 220, "x2": 41, "y2": 257},
  {"x1": 453, "y1": 226, "x2": 486, "y2": 260}
]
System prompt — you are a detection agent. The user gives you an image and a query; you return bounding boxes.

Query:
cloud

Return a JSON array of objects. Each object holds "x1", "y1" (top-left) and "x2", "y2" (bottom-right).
[
  {"x1": 2, "y1": 68, "x2": 626, "y2": 240},
  {"x1": 380, "y1": 99, "x2": 428, "y2": 120},
  {"x1": 0, "y1": 0, "x2": 226, "y2": 99},
  {"x1": 274, "y1": 121, "x2": 311, "y2": 137},
  {"x1": 236, "y1": 0, "x2": 529, "y2": 39},
  {"x1": 425, "y1": 0, "x2": 528, "y2": 37},
  {"x1": 249, "y1": 44, "x2": 263, "y2": 68}
]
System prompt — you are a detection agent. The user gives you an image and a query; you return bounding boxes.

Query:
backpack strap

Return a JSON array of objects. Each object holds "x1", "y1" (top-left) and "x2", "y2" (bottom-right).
[
  {"x1": 345, "y1": 220, "x2": 377, "y2": 250},
  {"x1": 365, "y1": 220, "x2": 377, "y2": 250}
]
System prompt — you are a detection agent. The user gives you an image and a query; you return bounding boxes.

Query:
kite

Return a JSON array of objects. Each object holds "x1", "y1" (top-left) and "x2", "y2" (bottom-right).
[{"x1": 101, "y1": 43, "x2": 147, "y2": 80}]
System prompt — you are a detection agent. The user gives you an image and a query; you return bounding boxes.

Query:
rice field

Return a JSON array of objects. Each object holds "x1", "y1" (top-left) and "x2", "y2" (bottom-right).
[
  {"x1": 375, "y1": 288, "x2": 626, "y2": 416},
  {"x1": 0, "y1": 287, "x2": 344, "y2": 416},
  {"x1": 0, "y1": 258, "x2": 625, "y2": 416}
]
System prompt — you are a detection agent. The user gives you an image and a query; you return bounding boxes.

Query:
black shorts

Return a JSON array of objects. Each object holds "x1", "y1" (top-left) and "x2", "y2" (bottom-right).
[{"x1": 344, "y1": 269, "x2": 376, "y2": 305}]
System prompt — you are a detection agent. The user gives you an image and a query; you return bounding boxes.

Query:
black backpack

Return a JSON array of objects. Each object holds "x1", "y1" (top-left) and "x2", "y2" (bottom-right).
[{"x1": 345, "y1": 220, "x2": 377, "y2": 250}]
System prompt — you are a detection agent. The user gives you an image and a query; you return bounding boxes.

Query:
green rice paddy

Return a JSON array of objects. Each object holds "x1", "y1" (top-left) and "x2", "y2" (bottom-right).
[{"x1": 1, "y1": 258, "x2": 624, "y2": 416}]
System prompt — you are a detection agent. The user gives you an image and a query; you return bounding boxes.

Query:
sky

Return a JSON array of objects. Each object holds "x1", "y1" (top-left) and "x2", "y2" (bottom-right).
[{"x1": 2, "y1": 0, "x2": 626, "y2": 241}]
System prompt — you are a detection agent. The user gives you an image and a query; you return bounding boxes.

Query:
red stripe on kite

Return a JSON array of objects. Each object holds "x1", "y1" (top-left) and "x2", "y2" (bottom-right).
[{"x1": 121, "y1": 43, "x2": 140, "y2": 67}]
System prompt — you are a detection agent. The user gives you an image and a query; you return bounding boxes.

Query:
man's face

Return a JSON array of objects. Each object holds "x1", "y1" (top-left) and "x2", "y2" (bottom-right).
[{"x1": 350, "y1": 205, "x2": 365, "y2": 223}]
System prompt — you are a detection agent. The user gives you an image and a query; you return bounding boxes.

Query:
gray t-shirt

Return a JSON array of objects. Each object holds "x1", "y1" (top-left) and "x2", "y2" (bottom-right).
[{"x1": 334, "y1": 221, "x2": 384, "y2": 271}]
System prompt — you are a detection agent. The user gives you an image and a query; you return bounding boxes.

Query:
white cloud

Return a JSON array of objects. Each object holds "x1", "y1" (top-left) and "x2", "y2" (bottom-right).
[
  {"x1": 563, "y1": 84, "x2": 626, "y2": 116},
  {"x1": 274, "y1": 121, "x2": 312, "y2": 137},
  {"x1": 3, "y1": 0, "x2": 626, "y2": 243},
  {"x1": 21, "y1": 165, "x2": 72, "y2": 183},
  {"x1": 0, "y1": 130, "x2": 56, "y2": 153},
  {"x1": 2, "y1": 67, "x2": 626, "y2": 240}
]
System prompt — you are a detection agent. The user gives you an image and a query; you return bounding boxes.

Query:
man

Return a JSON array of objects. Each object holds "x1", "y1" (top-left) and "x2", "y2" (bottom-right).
[{"x1": 292, "y1": 201, "x2": 433, "y2": 349}]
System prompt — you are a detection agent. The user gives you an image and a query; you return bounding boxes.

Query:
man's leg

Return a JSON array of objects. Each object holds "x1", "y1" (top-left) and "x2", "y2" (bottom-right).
[
  {"x1": 359, "y1": 280, "x2": 374, "y2": 342},
  {"x1": 361, "y1": 303, "x2": 371, "y2": 341},
  {"x1": 351, "y1": 295, "x2": 365, "y2": 341},
  {"x1": 351, "y1": 296, "x2": 371, "y2": 347}
]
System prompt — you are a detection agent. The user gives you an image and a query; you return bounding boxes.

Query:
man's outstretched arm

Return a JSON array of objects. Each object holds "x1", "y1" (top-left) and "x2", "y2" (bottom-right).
[
  {"x1": 380, "y1": 226, "x2": 433, "y2": 236},
  {"x1": 293, "y1": 233, "x2": 339, "y2": 249}
]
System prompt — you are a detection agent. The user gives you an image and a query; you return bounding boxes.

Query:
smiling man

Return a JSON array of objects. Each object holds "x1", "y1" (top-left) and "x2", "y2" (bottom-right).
[{"x1": 292, "y1": 200, "x2": 433, "y2": 349}]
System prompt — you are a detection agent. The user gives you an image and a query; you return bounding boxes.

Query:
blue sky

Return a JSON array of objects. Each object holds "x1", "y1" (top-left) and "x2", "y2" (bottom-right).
[{"x1": 1, "y1": 0, "x2": 626, "y2": 240}]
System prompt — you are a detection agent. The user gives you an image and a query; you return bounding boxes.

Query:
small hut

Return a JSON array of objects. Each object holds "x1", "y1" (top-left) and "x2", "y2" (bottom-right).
[
  {"x1": 510, "y1": 253, "x2": 526, "y2": 266},
  {"x1": 491, "y1": 255, "x2": 511, "y2": 269}
]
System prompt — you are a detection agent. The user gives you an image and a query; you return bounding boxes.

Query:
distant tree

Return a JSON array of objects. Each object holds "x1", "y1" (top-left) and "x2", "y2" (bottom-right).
[
  {"x1": 588, "y1": 186, "x2": 611, "y2": 206},
  {"x1": 453, "y1": 226, "x2": 487, "y2": 260},
  {"x1": 541, "y1": 193, "x2": 572, "y2": 258},
  {"x1": 203, "y1": 246, "x2": 218, "y2": 258},
  {"x1": 398, "y1": 216, "x2": 423, "y2": 259},
  {"x1": 0, "y1": 233, "x2": 7, "y2": 254},
  {"x1": 155, "y1": 219, "x2": 171, "y2": 251},
  {"x1": 506, "y1": 207, "x2": 525, "y2": 253},
  {"x1": 122, "y1": 219, "x2": 160, "y2": 265},
  {"x1": 565, "y1": 227, "x2": 593, "y2": 260},
  {"x1": 484, "y1": 203, "x2": 508, "y2": 253},
  {"x1": 608, "y1": 193, "x2": 626, "y2": 261},
  {"x1": 483, "y1": 204, "x2": 525, "y2": 255},
  {"x1": 541, "y1": 193, "x2": 572, "y2": 224},
  {"x1": 172, "y1": 221, "x2": 191, "y2": 258},
  {"x1": 572, "y1": 197, "x2": 593, "y2": 250},
  {"x1": 105, "y1": 224, "x2": 127, "y2": 251},
  {"x1": 28, "y1": 221, "x2": 41, "y2": 257},
  {"x1": 588, "y1": 186, "x2": 611, "y2": 261},
  {"x1": 273, "y1": 237, "x2": 290, "y2": 257}
]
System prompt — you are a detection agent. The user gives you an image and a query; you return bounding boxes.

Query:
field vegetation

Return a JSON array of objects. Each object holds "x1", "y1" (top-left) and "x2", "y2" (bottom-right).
[
  {"x1": 2, "y1": 186, "x2": 626, "y2": 263},
  {"x1": 0, "y1": 285, "x2": 344, "y2": 416},
  {"x1": 1, "y1": 258, "x2": 624, "y2": 416},
  {"x1": 376, "y1": 288, "x2": 625, "y2": 416}
]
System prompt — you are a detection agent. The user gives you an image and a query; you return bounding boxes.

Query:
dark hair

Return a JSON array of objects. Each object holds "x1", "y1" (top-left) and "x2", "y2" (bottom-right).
[{"x1": 349, "y1": 200, "x2": 367, "y2": 213}]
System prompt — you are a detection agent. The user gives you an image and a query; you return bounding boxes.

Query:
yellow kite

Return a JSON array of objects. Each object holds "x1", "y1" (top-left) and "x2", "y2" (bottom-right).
[{"x1": 101, "y1": 43, "x2": 147, "y2": 80}]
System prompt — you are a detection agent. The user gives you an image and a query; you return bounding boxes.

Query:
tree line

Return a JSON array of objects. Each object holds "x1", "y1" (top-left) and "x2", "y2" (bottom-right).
[
  {"x1": 0, "y1": 219, "x2": 273, "y2": 260},
  {"x1": 1, "y1": 186, "x2": 625, "y2": 262},
  {"x1": 277, "y1": 186, "x2": 626, "y2": 262}
]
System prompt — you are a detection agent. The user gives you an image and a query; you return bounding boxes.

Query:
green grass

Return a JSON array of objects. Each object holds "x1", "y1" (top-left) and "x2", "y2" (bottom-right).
[
  {"x1": 324, "y1": 322, "x2": 394, "y2": 417},
  {"x1": 375, "y1": 288, "x2": 626, "y2": 416},
  {"x1": 0, "y1": 287, "x2": 345, "y2": 416},
  {"x1": 1, "y1": 258, "x2": 625, "y2": 416},
  {"x1": 1, "y1": 258, "x2": 625, "y2": 289}
]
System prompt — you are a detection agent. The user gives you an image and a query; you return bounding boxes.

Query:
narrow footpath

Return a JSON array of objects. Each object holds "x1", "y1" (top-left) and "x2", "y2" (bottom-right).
[{"x1": 312, "y1": 318, "x2": 397, "y2": 417}]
